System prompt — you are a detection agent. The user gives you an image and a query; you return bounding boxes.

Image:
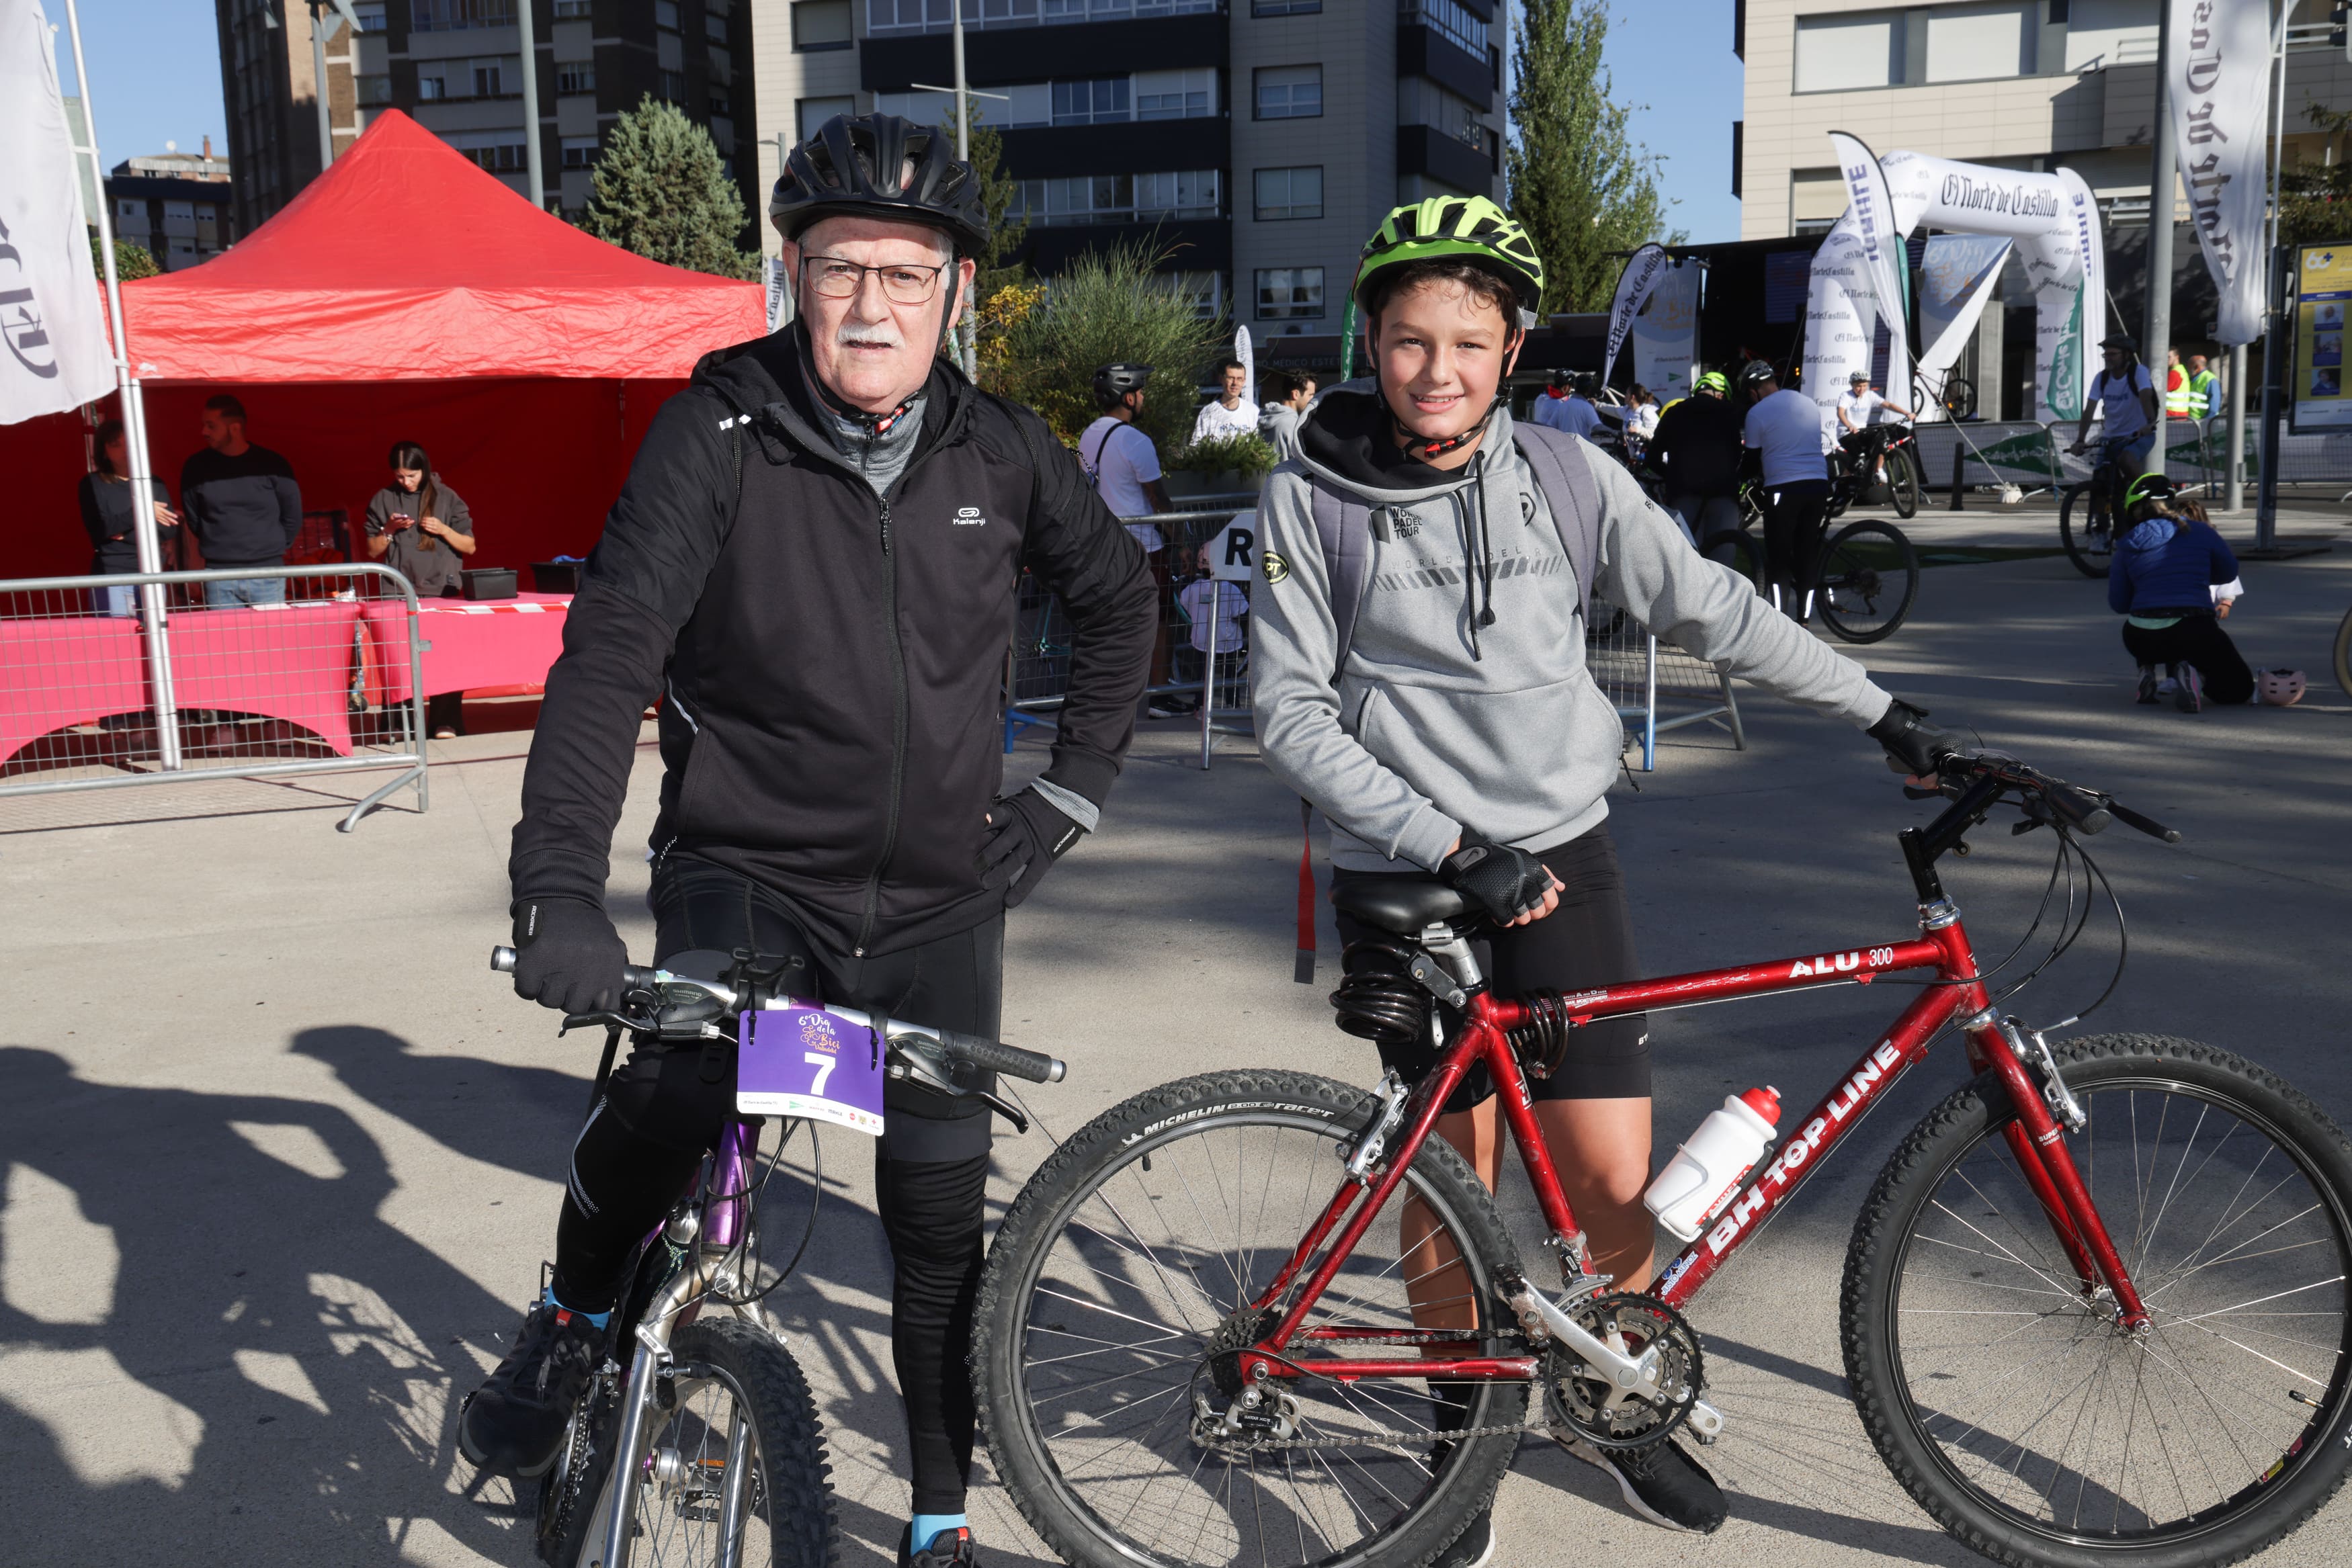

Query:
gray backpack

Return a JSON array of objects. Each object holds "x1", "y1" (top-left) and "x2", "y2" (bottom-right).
[{"x1": 1304, "y1": 421, "x2": 1603, "y2": 677}]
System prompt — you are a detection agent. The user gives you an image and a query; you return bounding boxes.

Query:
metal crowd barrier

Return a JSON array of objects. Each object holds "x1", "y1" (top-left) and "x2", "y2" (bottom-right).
[
  {"x1": 1584, "y1": 594, "x2": 1746, "y2": 771},
  {"x1": 0, "y1": 564, "x2": 428, "y2": 832}
]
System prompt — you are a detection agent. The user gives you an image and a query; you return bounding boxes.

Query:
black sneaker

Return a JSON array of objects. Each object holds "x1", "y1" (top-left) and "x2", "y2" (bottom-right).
[
  {"x1": 457, "y1": 1299, "x2": 603, "y2": 1478},
  {"x1": 897, "y1": 1524, "x2": 978, "y2": 1567},
  {"x1": 2136, "y1": 665, "x2": 2160, "y2": 705},
  {"x1": 2175, "y1": 665, "x2": 2204, "y2": 713},
  {"x1": 1562, "y1": 1436, "x2": 1728, "y2": 1533},
  {"x1": 1430, "y1": 1507, "x2": 1495, "y2": 1567}
]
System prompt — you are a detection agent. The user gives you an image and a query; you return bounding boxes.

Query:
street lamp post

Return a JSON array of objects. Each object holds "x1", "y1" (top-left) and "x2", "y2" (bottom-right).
[{"x1": 519, "y1": 0, "x2": 544, "y2": 208}]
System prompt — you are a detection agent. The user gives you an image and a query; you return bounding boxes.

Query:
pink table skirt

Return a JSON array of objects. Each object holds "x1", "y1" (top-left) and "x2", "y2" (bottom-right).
[
  {"x1": 0, "y1": 601, "x2": 364, "y2": 765},
  {"x1": 360, "y1": 592, "x2": 571, "y2": 705}
]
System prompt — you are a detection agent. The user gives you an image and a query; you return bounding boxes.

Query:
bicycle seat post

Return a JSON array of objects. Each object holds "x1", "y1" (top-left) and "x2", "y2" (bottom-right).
[{"x1": 1419, "y1": 924, "x2": 1484, "y2": 992}]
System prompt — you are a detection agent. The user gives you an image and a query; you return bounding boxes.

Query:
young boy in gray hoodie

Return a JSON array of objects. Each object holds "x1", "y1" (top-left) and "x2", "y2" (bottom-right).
[{"x1": 1249, "y1": 196, "x2": 1955, "y2": 1555}]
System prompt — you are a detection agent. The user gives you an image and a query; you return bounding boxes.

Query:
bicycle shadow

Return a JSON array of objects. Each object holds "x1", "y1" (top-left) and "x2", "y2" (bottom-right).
[{"x1": 0, "y1": 1044, "x2": 531, "y2": 1566}]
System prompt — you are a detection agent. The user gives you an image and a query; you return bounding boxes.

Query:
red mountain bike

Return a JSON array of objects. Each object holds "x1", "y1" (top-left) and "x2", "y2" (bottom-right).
[{"x1": 974, "y1": 753, "x2": 2352, "y2": 1568}]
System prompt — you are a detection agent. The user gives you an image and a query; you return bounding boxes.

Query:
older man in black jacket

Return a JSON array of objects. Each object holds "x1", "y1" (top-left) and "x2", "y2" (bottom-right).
[{"x1": 460, "y1": 115, "x2": 1156, "y2": 1568}]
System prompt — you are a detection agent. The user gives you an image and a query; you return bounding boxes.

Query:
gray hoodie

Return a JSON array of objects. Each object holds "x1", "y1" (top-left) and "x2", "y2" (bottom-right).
[{"x1": 1249, "y1": 386, "x2": 1894, "y2": 873}]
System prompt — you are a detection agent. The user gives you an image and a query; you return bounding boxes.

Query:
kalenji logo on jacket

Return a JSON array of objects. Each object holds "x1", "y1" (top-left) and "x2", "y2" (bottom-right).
[{"x1": 952, "y1": 507, "x2": 986, "y2": 525}]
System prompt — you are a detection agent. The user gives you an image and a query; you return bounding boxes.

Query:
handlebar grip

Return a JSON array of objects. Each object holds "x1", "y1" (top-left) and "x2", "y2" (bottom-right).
[
  {"x1": 937, "y1": 1029, "x2": 1065, "y2": 1084},
  {"x1": 2048, "y1": 786, "x2": 2113, "y2": 836},
  {"x1": 488, "y1": 945, "x2": 665, "y2": 992},
  {"x1": 2107, "y1": 801, "x2": 2182, "y2": 844},
  {"x1": 491, "y1": 945, "x2": 517, "y2": 973}
]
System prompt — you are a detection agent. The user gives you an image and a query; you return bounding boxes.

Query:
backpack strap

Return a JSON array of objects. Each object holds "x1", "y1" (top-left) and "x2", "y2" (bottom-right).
[
  {"x1": 1511, "y1": 421, "x2": 1603, "y2": 624},
  {"x1": 1306, "y1": 477, "x2": 1374, "y2": 682}
]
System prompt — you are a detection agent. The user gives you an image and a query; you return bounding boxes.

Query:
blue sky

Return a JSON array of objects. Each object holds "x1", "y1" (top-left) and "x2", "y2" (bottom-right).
[{"x1": 52, "y1": 0, "x2": 1749, "y2": 243}]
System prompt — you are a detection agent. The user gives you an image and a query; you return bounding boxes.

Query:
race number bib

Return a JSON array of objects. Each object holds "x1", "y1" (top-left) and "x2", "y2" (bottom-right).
[{"x1": 737, "y1": 1002, "x2": 885, "y2": 1137}]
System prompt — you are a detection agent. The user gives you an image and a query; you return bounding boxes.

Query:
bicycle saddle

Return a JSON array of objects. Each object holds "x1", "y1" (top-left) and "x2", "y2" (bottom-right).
[{"x1": 1332, "y1": 878, "x2": 1470, "y2": 934}]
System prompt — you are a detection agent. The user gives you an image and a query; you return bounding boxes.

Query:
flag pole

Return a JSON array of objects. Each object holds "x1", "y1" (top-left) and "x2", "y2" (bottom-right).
[{"x1": 60, "y1": 0, "x2": 182, "y2": 770}]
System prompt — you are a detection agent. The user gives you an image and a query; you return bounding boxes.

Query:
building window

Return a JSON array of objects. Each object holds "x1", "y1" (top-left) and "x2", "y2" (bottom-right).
[
  {"x1": 416, "y1": 63, "x2": 449, "y2": 98},
  {"x1": 1254, "y1": 64, "x2": 1321, "y2": 120},
  {"x1": 562, "y1": 135, "x2": 599, "y2": 169},
  {"x1": 352, "y1": 1, "x2": 388, "y2": 30},
  {"x1": 1402, "y1": 0, "x2": 1486, "y2": 58},
  {"x1": 656, "y1": 0, "x2": 680, "y2": 28},
  {"x1": 708, "y1": 43, "x2": 731, "y2": 75},
  {"x1": 711, "y1": 116, "x2": 735, "y2": 153},
  {"x1": 1256, "y1": 265, "x2": 1325, "y2": 320},
  {"x1": 446, "y1": 132, "x2": 531, "y2": 171},
  {"x1": 410, "y1": 0, "x2": 516, "y2": 31},
  {"x1": 554, "y1": 0, "x2": 592, "y2": 15},
  {"x1": 710, "y1": 89, "x2": 732, "y2": 115},
  {"x1": 1136, "y1": 169, "x2": 1220, "y2": 219},
  {"x1": 470, "y1": 56, "x2": 521, "y2": 96},
  {"x1": 1924, "y1": 3, "x2": 2033, "y2": 83},
  {"x1": 798, "y1": 94, "x2": 855, "y2": 140},
  {"x1": 1253, "y1": 165, "x2": 1322, "y2": 220},
  {"x1": 1397, "y1": 77, "x2": 1484, "y2": 150},
  {"x1": 659, "y1": 69, "x2": 686, "y2": 100},
  {"x1": 1165, "y1": 269, "x2": 1223, "y2": 319},
  {"x1": 1253, "y1": 0, "x2": 1319, "y2": 13},
  {"x1": 1053, "y1": 78, "x2": 1130, "y2": 126},
  {"x1": 792, "y1": 0, "x2": 852, "y2": 49},
  {"x1": 1136, "y1": 68, "x2": 1214, "y2": 120},
  {"x1": 557, "y1": 62, "x2": 595, "y2": 93},
  {"x1": 1011, "y1": 169, "x2": 1219, "y2": 226},
  {"x1": 705, "y1": 11, "x2": 728, "y2": 40},
  {"x1": 1794, "y1": 11, "x2": 1901, "y2": 93},
  {"x1": 356, "y1": 73, "x2": 394, "y2": 105}
]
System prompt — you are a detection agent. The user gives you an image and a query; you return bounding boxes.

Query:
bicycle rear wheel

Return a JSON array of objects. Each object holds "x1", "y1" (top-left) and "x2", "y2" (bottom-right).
[
  {"x1": 974, "y1": 1070, "x2": 1526, "y2": 1568},
  {"x1": 539, "y1": 1317, "x2": 835, "y2": 1568},
  {"x1": 1815, "y1": 519, "x2": 1919, "y2": 644},
  {"x1": 2060, "y1": 484, "x2": 2115, "y2": 578},
  {"x1": 1843, "y1": 1035, "x2": 2352, "y2": 1568}
]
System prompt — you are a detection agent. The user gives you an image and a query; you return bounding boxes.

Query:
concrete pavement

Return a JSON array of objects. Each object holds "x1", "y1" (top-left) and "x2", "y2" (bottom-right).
[{"x1": 2, "y1": 513, "x2": 2347, "y2": 1567}]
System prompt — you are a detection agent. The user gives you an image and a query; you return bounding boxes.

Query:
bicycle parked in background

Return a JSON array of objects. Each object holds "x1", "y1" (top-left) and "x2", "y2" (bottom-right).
[
  {"x1": 1706, "y1": 478, "x2": 1921, "y2": 644},
  {"x1": 970, "y1": 752, "x2": 2352, "y2": 1568}
]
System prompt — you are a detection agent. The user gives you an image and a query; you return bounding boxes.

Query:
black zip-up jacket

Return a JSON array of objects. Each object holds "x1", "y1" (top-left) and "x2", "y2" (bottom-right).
[
  {"x1": 509, "y1": 331, "x2": 1157, "y2": 958},
  {"x1": 1646, "y1": 392, "x2": 1745, "y2": 497},
  {"x1": 178, "y1": 444, "x2": 302, "y2": 568}
]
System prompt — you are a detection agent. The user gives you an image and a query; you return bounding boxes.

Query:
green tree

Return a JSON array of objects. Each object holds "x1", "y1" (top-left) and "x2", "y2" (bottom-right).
[
  {"x1": 935, "y1": 99, "x2": 1029, "y2": 294},
  {"x1": 989, "y1": 238, "x2": 1225, "y2": 447},
  {"x1": 2281, "y1": 102, "x2": 2352, "y2": 249},
  {"x1": 583, "y1": 97, "x2": 760, "y2": 279},
  {"x1": 1506, "y1": 0, "x2": 1678, "y2": 314},
  {"x1": 91, "y1": 234, "x2": 159, "y2": 281}
]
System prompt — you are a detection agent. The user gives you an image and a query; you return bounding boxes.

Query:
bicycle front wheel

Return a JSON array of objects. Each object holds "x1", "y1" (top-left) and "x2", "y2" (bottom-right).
[
  {"x1": 1889, "y1": 446, "x2": 1923, "y2": 519},
  {"x1": 974, "y1": 1070, "x2": 1527, "y2": 1568},
  {"x1": 540, "y1": 1317, "x2": 835, "y2": 1568},
  {"x1": 2060, "y1": 484, "x2": 2115, "y2": 578},
  {"x1": 1843, "y1": 1034, "x2": 2352, "y2": 1568},
  {"x1": 1815, "y1": 519, "x2": 1920, "y2": 644}
]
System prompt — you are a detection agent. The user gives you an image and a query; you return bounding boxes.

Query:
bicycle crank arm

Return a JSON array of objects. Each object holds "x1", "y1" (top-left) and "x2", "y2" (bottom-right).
[{"x1": 1508, "y1": 1285, "x2": 1725, "y2": 1442}]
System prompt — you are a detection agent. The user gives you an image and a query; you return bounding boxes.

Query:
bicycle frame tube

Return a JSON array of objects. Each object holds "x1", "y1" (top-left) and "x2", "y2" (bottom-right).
[{"x1": 1245, "y1": 909, "x2": 2151, "y2": 1387}]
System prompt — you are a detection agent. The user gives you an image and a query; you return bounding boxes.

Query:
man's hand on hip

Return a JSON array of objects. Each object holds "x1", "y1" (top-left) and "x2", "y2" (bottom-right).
[
  {"x1": 980, "y1": 787, "x2": 1087, "y2": 909},
  {"x1": 510, "y1": 898, "x2": 628, "y2": 1014}
]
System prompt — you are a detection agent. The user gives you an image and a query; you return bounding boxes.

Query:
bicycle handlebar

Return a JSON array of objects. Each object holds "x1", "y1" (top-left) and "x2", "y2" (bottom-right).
[{"x1": 1929, "y1": 752, "x2": 2176, "y2": 844}]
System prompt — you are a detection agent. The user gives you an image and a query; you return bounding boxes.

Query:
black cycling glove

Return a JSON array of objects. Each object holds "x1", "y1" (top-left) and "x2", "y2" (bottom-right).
[
  {"x1": 1867, "y1": 697, "x2": 1963, "y2": 779},
  {"x1": 1437, "y1": 832, "x2": 1555, "y2": 925},
  {"x1": 509, "y1": 897, "x2": 629, "y2": 1016},
  {"x1": 978, "y1": 787, "x2": 1087, "y2": 910}
]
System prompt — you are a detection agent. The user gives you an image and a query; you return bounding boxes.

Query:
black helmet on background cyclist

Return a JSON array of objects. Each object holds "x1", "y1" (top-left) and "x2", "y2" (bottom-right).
[
  {"x1": 1739, "y1": 359, "x2": 1779, "y2": 395},
  {"x1": 769, "y1": 112, "x2": 989, "y2": 253},
  {"x1": 2100, "y1": 331, "x2": 2139, "y2": 356},
  {"x1": 1093, "y1": 362, "x2": 1152, "y2": 399}
]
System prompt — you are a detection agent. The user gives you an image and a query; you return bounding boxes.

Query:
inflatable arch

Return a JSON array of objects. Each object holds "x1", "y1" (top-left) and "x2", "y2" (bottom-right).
[{"x1": 1804, "y1": 150, "x2": 2105, "y2": 429}]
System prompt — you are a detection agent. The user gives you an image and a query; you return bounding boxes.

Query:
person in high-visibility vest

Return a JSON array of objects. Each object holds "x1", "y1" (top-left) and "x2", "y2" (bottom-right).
[
  {"x1": 2162, "y1": 347, "x2": 2191, "y2": 418},
  {"x1": 2184, "y1": 353, "x2": 2218, "y2": 419}
]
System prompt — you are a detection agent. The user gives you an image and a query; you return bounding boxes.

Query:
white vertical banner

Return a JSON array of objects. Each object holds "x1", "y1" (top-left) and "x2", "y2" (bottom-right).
[
  {"x1": 2168, "y1": 0, "x2": 2272, "y2": 345},
  {"x1": 1235, "y1": 324, "x2": 1254, "y2": 414},
  {"x1": 1828, "y1": 130, "x2": 1911, "y2": 415},
  {"x1": 765, "y1": 257, "x2": 792, "y2": 333},
  {"x1": 1630, "y1": 261, "x2": 1699, "y2": 403},
  {"x1": 1600, "y1": 243, "x2": 1669, "y2": 388},
  {"x1": 0, "y1": 0, "x2": 114, "y2": 423}
]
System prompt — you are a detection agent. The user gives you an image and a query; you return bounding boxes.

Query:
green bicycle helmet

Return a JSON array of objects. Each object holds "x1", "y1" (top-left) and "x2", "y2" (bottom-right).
[
  {"x1": 1352, "y1": 195, "x2": 1547, "y2": 320},
  {"x1": 1697, "y1": 371, "x2": 1729, "y2": 394},
  {"x1": 2123, "y1": 472, "x2": 2177, "y2": 515}
]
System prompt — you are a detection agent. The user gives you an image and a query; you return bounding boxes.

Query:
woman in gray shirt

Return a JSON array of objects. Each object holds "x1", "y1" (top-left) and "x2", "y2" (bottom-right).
[{"x1": 364, "y1": 440, "x2": 477, "y2": 736}]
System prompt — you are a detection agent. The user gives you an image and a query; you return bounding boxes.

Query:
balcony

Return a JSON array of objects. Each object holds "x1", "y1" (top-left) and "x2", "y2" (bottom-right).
[
  {"x1": 1396, "y1": 22, "x2": 1490, "y2": 112},
  {"x1": 1021, "y1": 216, "x2": 1229, "y2": 273},
  {"x1": 998, "y1": 116, "x2": 1228, "y2": 179},
  {"x1": 1396, "y1": 123, "x2": 1490, "y2": 194},
  {"x1": 862, "y1": 9, "x2": 1225, "y2": 89}
]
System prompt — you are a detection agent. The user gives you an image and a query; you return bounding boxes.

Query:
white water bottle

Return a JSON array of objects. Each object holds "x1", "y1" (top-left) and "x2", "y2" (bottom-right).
[{"x1": 1643, "y1": 1087, "x2": 1781, "y2": 1242}]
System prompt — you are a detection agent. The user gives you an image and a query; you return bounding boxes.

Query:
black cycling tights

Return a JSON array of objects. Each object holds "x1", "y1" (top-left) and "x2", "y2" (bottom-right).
[
  {"x1": 1759, "y1": 478, "x2": 1832, "y2": 616},
  {"x1": 552, "y1": 853, "x2": 1002, "y2": 1516}
]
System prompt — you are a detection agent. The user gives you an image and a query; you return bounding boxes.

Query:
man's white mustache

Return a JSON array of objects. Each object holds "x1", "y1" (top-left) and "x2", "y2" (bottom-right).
[{"x1": 837, "y1": 323, "x2": 904, "y2": 349}]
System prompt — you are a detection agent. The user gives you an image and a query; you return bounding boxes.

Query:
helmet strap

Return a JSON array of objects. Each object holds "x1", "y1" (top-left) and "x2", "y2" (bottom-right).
[
  {"x1": 793, "y1": 320, "x2": 923, "y2": 436},
  {"x1": 1390, "y1": 394, "x2": 1503, "y2": 462}
]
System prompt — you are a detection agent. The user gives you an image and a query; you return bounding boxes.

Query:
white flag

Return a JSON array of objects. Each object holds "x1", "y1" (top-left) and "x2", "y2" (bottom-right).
[
  {"x1": 1828, "y1": 132, "x2": 1909, "y2": 339},
  {"x1": 1235, "y1": 324, "x2": 1254, "y2": 414},
  {"x1": 2169, "y1": 0, "x2": 2271, "y2": 345},
  {"x1": 0, "y1": 0, "x2": 114, "y2": 424},
  {"x1": 1601, "y1": 243, "x2": 1669, "y2": 388}
]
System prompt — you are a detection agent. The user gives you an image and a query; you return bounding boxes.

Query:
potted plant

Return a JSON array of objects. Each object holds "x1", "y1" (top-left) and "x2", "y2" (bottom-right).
[{"x1": 1163, "y1": 431, "x2": 1277, "y2": 500}]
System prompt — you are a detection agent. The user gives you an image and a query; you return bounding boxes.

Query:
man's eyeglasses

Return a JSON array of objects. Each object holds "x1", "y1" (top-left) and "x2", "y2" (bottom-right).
[{"x1": 803, "y1": 255, "x2": 949, "y2": 305}]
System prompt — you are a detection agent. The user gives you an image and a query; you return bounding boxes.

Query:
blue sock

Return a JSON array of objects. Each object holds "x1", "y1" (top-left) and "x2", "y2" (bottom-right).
[
  {"x1": 544, "y1": 1286, "x2": 612, "y2": 1330},
  {"x1": 910, "y1": 1513, "x2": 967, "y2": 1551}
]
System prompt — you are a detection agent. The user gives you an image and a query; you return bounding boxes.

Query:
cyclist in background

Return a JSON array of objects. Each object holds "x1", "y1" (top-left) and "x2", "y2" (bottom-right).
[
  {"x1": 1740, "y1": 359, "x2": 1833, "y2": 617},
  {"x1": 2068, "y1": 332, "x2": 2160, "y2": 478},
  {"x1": 1646, "y1": 369, "x2": 1742, "y2": 546},
  {"x1": 466, "y1": 113, "x2": 1157, "y2": 1568},
  {"x1": 1249, "y1": 194, "x2": 1960, "y2": 1558}
]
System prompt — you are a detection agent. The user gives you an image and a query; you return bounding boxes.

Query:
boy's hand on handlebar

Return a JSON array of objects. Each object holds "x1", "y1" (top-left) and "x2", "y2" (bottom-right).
[
  {"x1": 509, "y1": 898, "x2": 629, "y2": 1015},
  {"x1": 1867, "y1": 698, "x2": 1963, "y2": 785},
  {"x1": 1439, "y1": 834, "x2": 1563, "y2": 926}
]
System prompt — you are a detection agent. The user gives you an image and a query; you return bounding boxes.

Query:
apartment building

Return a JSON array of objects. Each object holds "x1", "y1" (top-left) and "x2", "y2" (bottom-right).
[
  {"x1": 1738, "y1": 0, "x2": 2351, "y2": 239},
  {"x1": 214, "y1": 0, "x2": 759, "y2": 231},
  {"x1": 106, "y1": 143, "x2": 240, "y2": 272},
  {"x1": 751, "y1": 0, "x2": 1506, "y2": 343}
]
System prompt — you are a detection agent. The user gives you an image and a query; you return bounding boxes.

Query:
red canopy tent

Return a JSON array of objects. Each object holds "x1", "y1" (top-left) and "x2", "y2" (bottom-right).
[{"x1": 7, "y1": 110, "x2": 765, "y2": 579}]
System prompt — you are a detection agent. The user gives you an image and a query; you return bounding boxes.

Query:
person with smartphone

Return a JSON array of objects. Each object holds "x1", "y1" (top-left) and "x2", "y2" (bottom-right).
[{"x1": 364, "y1": 440, "x2": 477, "y2": 735}]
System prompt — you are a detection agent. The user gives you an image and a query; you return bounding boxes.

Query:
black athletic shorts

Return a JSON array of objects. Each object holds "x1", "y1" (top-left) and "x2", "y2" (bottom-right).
[{"x1": 1332, "y1": 824, "x2": 1649, "y2": 1110}]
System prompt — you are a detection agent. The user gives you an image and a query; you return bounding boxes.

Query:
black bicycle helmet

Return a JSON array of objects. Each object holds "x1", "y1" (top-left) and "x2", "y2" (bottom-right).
[
  {"x1": 770, "y1": 113, "x2": 989, "y2": 254},
  {"x1": 1094, "y1": 363, "x2": 1152, "y2": 398},
  {"x1": 1738, "y1": 359, "x2": 1779, "y2": 390}
]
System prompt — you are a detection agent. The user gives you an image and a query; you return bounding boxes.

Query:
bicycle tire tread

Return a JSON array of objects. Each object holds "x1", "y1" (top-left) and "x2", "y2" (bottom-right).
[{"x1": 1841, "y1": 1033, "x2": 2352, "y2": 1568}]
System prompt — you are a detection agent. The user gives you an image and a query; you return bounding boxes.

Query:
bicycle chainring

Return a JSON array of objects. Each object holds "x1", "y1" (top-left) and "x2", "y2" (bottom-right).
[{"x1": 1546, "y1": 1292, "x2": 1704, "y2": 1453}]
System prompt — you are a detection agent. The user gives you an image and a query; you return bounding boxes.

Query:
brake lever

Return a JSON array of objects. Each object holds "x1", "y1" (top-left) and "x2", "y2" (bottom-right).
[
  {"x1": 887, "y1": 1037, "x2": 1034, "y2": 1133},
  {"x1": 561, "y1": 1008, "x2": 661, "y2": 1037}
]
